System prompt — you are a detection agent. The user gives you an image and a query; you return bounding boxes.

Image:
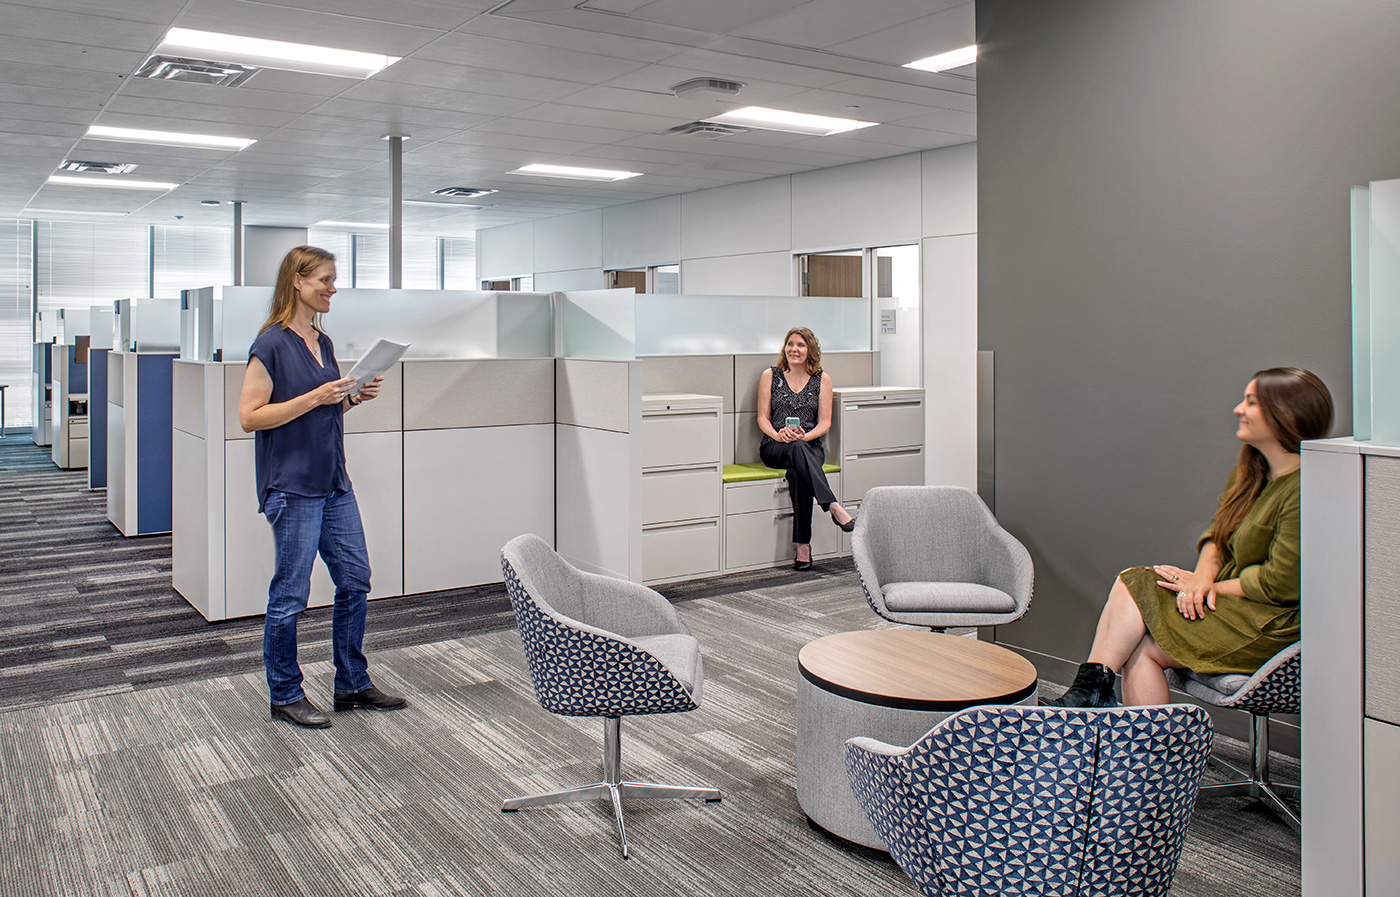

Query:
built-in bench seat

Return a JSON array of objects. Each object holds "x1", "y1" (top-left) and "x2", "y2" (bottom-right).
[{"x1": 722, "y1": 461, "x2": 840, "y2": 483}]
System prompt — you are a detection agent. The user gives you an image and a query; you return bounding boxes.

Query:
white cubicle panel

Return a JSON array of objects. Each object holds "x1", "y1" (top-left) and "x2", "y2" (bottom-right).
[{"x1": 403, "y1": 424, "x2": 553, "y2": 592}]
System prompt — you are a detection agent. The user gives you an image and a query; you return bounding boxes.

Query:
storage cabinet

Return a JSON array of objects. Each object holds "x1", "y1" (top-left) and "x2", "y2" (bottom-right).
[
  {"x1": 830, "y1": 387, "x2": 926, "y2": 503},
  {"x1": 641, "y1": 394, "x2": 722, "y2": 583},
  {"x1": 723, "y1": 473, "x2": 844, "y2": 571}
]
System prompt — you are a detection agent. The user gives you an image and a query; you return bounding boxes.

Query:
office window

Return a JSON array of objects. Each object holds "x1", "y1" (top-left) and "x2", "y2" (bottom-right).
[
  {"x1": 35, "y1": 221, "x2": 147, "y2": 313},
  {"x1": 349, "y1": 234, "x2": 440, "y2": 289},
  {"x1": 0, "y1": 221, "x2": 33, "y2": 428},
  {"x1": 153, "y1": 225, "x2": 231, "y2": 298},
  {"x1": 442, "y1": 237, "x2": 476, "y2": 289},
  {"x1": 654, "y1": 264, "x2": 679, "y2": 294},
  {"x1": 307, "y1": 230, "x2": 353, "y2": 281}
]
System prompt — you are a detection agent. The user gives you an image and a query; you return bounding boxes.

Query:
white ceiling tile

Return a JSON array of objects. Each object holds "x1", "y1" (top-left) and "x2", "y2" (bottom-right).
[
  {"x1": 416, "y1": 32, "x2": 650, "y2": 83},
  {"x1": 829, "y1": 2, "x2": 974, "y2": 67},
  {"x1": 370, "y1": 59, "x2": 583, "y2": 103},
  {"x1": 337, "y1": 80, "x2": 536, "y2": 117},
  {"x1": 617, "y1": 0, "x2": 808, "y2": 35},
  {"x1": 255, "y1": 0, "x2": 496, "y2": 30},
  {"x1": 823, "y1": 76, "x2": 976, "y2": 112},
  {"x1": 735, "y1": 0, "x2": 961, "y2": 49},
  {"x1": 176, "y1": 0, "x2": 444, "y2": 56},
  {"x1": 456, "y1": 11, "x2": 685, "y2": 63},
  {"x1": 0, "y1": 2, "x2": 168, "y2": 51},
  {"x1": 95, "y1": 95, "x2": 300, "y2": 129},
  {"x1": 116, "y1": 78, "x2": 329, "y2": 114},
  {"x1": 512, "y1": 103, "x2": 685, "y2": 134}
]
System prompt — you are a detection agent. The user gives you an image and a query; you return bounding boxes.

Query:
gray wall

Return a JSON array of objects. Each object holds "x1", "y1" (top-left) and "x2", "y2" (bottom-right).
[{"x1": 977, "y1": 0, "x2": 1400, "y2": 669}]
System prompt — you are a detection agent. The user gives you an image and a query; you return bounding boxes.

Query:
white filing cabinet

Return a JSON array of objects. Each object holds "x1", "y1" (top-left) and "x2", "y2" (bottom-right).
[
  {"x1": 830, "y1": 387, "x2": 925, "y2": 503},
  {"x1": 723, "y1": 471, "x2": 844, "y2": 572},
  {"x1": 641, "y1": 394, "x2": 723, "y2": 583}
]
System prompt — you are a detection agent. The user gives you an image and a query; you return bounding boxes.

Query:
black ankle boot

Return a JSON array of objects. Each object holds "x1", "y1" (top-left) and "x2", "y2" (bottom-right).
[{"x1": 1046, "y1": 662, "x2": 1120, "y2": 708}]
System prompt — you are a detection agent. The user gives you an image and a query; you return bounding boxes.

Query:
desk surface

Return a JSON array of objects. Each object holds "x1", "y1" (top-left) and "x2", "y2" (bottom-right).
[{"x1": 798, "y1": 629, "x2": 1038, "y2": 711}]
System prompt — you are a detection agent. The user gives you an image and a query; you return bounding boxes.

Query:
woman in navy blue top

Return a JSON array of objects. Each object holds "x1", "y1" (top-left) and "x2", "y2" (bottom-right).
[{"x1": 238, "y1": 245, "x2": 406, "y2": 729}]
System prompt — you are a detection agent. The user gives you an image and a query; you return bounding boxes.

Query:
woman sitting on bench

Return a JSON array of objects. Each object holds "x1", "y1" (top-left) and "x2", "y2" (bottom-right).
[{"x1": 757, "y1": 326, "x2": 856, "y2": 571}]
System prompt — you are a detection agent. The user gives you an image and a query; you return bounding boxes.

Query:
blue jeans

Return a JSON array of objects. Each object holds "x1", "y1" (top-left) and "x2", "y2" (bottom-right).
[{"x1": 263, "y1": 488, "x2": 373, "y2": 706}]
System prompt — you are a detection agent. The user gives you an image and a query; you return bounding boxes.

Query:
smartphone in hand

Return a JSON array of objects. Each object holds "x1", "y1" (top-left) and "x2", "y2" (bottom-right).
[{"x1": 786, "y1": 417, "x2": 801, "y2": 429}]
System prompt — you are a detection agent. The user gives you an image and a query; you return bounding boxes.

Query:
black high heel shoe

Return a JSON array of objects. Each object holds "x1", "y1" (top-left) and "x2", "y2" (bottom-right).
[{"x1": 831, "y1": 508, "x2": 856, "y2": 533}]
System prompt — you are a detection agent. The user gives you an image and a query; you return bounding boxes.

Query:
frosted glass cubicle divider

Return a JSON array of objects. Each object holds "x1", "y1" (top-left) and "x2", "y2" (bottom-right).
[
  {"x1": 171, "y1": 288, "x2": 557, "y2": 621},
  {"x1": 207, "y1": 287, "x2": 553, "y2": 362},
  {"x1": 1353, "y1": 179, "x2": 1400, "y2": 444},
  {"x1": 635, "y1": 294, "x2": 870, "y2": 356}
]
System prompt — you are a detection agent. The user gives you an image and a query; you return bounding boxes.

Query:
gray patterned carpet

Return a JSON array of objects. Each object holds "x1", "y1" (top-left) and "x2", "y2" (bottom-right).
[{"x1": 0, "y1": 441, "x2": 1300, "y2": 896}]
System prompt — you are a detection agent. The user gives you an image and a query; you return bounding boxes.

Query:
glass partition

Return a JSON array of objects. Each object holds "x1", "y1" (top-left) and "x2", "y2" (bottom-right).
[
  {"x1": 1367, "y1": 179, "x2": 1400, "y2": 445},
  {"x1": 634, "y1": 294, "x2": 870, "y2": 356},
  {"x1": 559, "y1": 288, "x2": 636, "y2": 359},
  {"x1": 216, "y1": 287, "x2": 554, "y2": 361},
  {"x1": 116, "y1": 298, "x2": 181, "y2": 352}
]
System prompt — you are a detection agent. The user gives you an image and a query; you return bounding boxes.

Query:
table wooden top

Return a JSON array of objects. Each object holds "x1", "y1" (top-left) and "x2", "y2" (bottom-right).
[{"x1": 798, "y1": 629, "x2": 1039, "y2": 711}]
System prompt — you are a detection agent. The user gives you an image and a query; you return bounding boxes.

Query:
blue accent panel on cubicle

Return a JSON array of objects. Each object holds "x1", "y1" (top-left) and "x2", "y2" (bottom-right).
[
  {"x1": 135, "y1": 353, "x2": 175, "y2": 533},
  {"x1": 68, "y1": 347, "x2": 86, "y2": 392},
  {"x1": 88, "y1": 348, "x2": 108, "y2": 488}
]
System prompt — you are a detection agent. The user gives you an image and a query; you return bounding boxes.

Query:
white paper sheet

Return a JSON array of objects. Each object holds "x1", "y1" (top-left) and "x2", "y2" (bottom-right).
[{"x1": 345, "y1": 338, "x2": 410, "y2": 390}]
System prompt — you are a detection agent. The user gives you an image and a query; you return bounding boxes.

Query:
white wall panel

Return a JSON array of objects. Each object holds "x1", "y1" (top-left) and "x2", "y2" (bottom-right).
[
  {"x1": 535, "y1": 268, "x2": 604, "y2": 291},
  {"x1": 681, "y1": 252, "x2": 791, "y2": 296},
  {"x1": 792, "y1": 154, "x2": 922, "y2": 250},
  {"x1": 922, "y1": 142, "x2": 977, "y2": 238},
  {"x1": 478, "y1": 221, "x2": 534, "y2": 280},
  {"x1": 922, "y1": 233, "x2": 977, "y2": 488},
  {"x1": 243, "y1": 226, "x2": 308, "y2": 287},
  {"x1": 680, "y1": 177, "x2": 792, "y2": 259},
  {"x1": 533, "y1": 209, "x2": 602, "y2": 273},
  {"x1": 602, "y1": 195, "x2": 681, "y2": 270}
]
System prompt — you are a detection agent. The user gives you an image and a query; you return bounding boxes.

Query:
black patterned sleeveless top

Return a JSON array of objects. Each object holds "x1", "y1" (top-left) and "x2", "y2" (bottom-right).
[{"x1": 761, "y1": 365, "x2": 823, "y2": 448}]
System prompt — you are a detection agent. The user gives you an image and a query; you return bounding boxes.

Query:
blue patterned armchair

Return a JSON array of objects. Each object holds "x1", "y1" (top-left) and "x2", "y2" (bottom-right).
[
  {"x1": 1166, "y1": 641, "x2": 1300, "y2": 831},
  {"x1": 844, "y1": 705, "x2": 1212, "y2": 897},
  {"x1": 499, "y1": 533, "x2": 721, "y2": 858}
]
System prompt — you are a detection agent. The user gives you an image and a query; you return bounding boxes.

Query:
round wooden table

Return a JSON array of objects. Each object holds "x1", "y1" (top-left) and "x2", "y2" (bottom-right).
[{"x1": 796, "y1": 629, "x2": 1039, "y2": 848}]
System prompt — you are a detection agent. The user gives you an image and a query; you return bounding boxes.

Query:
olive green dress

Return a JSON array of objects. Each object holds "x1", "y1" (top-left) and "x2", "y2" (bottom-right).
[{"x1": 1121, "y1": 469, "x2": 1301, "y2": 675}]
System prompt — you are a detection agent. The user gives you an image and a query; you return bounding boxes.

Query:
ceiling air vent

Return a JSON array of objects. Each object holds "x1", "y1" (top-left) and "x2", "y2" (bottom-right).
[
  {"x1": 59, "y1": 160, "x2": 138, "y2": 174},
  {"x1": 134, "y1": 55, "x2": 259, "y2": 87},
  {"x1": 665, "y1": 121, "x2": 751, "y2": 139},
  {"x1": 670, "y1": 77, "x2": 745, "y2": 99},
  {"x1": 432, "y1": 187, "x2": 499, "y2": 199}
]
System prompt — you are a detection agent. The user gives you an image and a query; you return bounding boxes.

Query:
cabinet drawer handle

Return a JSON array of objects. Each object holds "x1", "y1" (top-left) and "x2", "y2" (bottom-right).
[
  {"x1": 844, "y1": 400, "x2": 923, "y2": 411},
  {"x1": 847, "y1": 447, "x2": 923, "y2": 461}
]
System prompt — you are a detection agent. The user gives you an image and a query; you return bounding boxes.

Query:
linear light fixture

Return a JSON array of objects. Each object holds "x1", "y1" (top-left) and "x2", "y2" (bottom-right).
[
  {"x1": 86, "y1": 125, "x2": 255, "y2": 151},
  {"x1": 48, "y1": 175, "x2": 178, "y2": 191},
  {"x1": 159, "y1": 27, "x2": 401, "y2": 79},
  {"x1": 315, "y1": 220, "x2": 389, "y2": 229},
  {"x1": 22, "y1": 208, "x2": 128, "y2": 218},
  {"x1": 708, "y1": 106, "x2": 876, "y2": 137},
  {"x1": 904, "y1": 44, "x2": 977, "y2": 74},
  {"x1": 509, "y1": 163, "x2": 641, "y2": 181}
]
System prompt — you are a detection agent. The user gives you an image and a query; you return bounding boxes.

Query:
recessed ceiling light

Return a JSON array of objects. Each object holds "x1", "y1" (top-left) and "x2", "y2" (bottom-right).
[
  {"x1": 48, "y1": 175, "x2": 178, "y2": 191},
  {"x1": 86, "y1": 125, "x2": 255, "y2": 151},
  {"x1": 904, "y1": 45, "x2": 978, "y2": 74},
  {"x1": 22, "y1": 208, "x2": 128, "y2": 218},
  {"x1": 708, "y1": 107, "x2": 877, "y2": 137},
  {"x1": 159, "y1": 27, "x2": 401, "y2": 79},
  {"x1": 314, "y1": 220, "x2": 390, "y2": 229},
  {"x1": 509, "y1": 164, "x2": 641, "y2": 182}
]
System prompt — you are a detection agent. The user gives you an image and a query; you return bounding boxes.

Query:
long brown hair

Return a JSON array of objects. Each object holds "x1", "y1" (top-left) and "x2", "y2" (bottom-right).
[
  {"x1": 775, "y1": 326, "x2": 823, "y2": 376},
  {"x1": 1207, "y1": 367, "x2": 1333, "y2": 554},
  {"x1": 259, "y1": 245, "x2": 336, "y2": 335}
]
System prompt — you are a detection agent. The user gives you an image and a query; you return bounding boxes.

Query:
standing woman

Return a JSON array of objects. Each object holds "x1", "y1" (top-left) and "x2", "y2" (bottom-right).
[
  {"x1": 757, "y1": 327, "x2": 856, "y2": 570},
  {"x1": 1051, "y1": 367, "x2": 1333, "y2": 707},
  {"x1": 239, "y1": 245, "x2": 406, "y2": 728}
]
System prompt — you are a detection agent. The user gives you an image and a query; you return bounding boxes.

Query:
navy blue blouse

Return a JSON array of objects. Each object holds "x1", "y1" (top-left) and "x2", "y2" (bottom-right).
[{"x1": 249, "y1": 325, "x2": 352, "y2": 513}]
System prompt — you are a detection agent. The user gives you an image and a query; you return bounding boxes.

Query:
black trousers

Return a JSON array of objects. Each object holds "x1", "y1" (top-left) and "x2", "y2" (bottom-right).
[{"x1": 760, "y1": 439, "x2": 837, "y2": 545}]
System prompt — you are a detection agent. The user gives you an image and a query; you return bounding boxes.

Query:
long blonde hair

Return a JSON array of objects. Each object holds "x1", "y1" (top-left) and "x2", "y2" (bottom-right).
[
  {"x1": 1206, "y1": 367, "x2": 1333, "y2": 555},
  {"x1": 259, "y1": 245, "x2": 336, "y2": 334},
  {"x1": 775, "y1": 326, "x2": 823, "y2": 376}
]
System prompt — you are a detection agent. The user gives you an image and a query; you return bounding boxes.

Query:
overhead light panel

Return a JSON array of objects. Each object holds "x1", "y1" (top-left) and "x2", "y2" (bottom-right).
[
  {"x1": 86, "y1": 125, "x2": 255, "y2": 151},
  {"x1": 315, "y1": 220, "x2": 389, "y2": 229},
  {"x1": 509, "y1": 164, "x2": 641, "y2": 181},
  {"x1": 708, "y1": 107, "x2": 876, "y2": 136},
  {"x1": 48, "y1": 175, "x2": 177, "y2": 191},
  {"x1": 904, "y1": 45, "x2": 977, "y2": 74},
  {"x1": 22, "y1": 208, "x2": 128, "y2": 218},
  {"x1": 159, "y1": 27, "x2": 401, "y2": 79}
]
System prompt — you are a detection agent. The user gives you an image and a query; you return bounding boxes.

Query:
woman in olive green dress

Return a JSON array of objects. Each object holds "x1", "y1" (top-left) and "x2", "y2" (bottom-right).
[{"x1": 1052, "y1": 367, "x2": 1333, "y2": 707}]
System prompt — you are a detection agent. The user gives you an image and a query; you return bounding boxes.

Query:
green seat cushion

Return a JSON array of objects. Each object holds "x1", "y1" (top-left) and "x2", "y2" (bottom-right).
[{"x1": 722, "y1": 461, "x2": 840, "y2": 483}]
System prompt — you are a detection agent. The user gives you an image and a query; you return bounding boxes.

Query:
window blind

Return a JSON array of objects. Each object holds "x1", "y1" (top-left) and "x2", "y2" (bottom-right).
[
  {"x1": 35, "y1": 221, "x2": 147, "y2": 314},
  {"x1": 0, "y1": 220, "x2": 33, "y2": 428},
  {"x1": 153, "y1": 225, "x2": 231, "y2": 298},
  {"x1": 443, "y1": 237, "x2": 476, "y2": 289}
]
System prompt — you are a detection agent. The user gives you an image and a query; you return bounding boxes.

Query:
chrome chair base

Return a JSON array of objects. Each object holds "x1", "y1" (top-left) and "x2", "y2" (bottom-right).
[
  {"x1": 501, "y1": 717, "x2": 722, "y2": 858},
  {"x1": 1198, "y1": 712, "x2": 1300, "y2": 834}
]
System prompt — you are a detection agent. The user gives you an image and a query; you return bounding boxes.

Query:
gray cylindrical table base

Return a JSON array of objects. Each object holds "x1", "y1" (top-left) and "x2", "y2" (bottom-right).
[{"x1": 796, "y1": 674, "x2": 1036, "y2": 849}]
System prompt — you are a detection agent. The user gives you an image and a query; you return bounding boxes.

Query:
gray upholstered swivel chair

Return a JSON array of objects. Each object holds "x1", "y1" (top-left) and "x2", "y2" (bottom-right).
[
  {"x1": 851, "y1": 485, "x2": 1033, "y2": 629},
  {"x1": 845, "y1": 705, "x2": 1213, "y2": 897},
  {"x1": 1165, "y1": 641, "x2": 1301, "y2": 832},
  {"x1": 499, "y1": 533, "x2": 721, "y2": 858}
]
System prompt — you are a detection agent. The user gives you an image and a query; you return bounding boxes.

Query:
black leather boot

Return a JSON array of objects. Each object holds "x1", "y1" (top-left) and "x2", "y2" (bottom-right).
[{"x1": 1046, "y1": 662, "x2": 1120, "y2": 707}]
